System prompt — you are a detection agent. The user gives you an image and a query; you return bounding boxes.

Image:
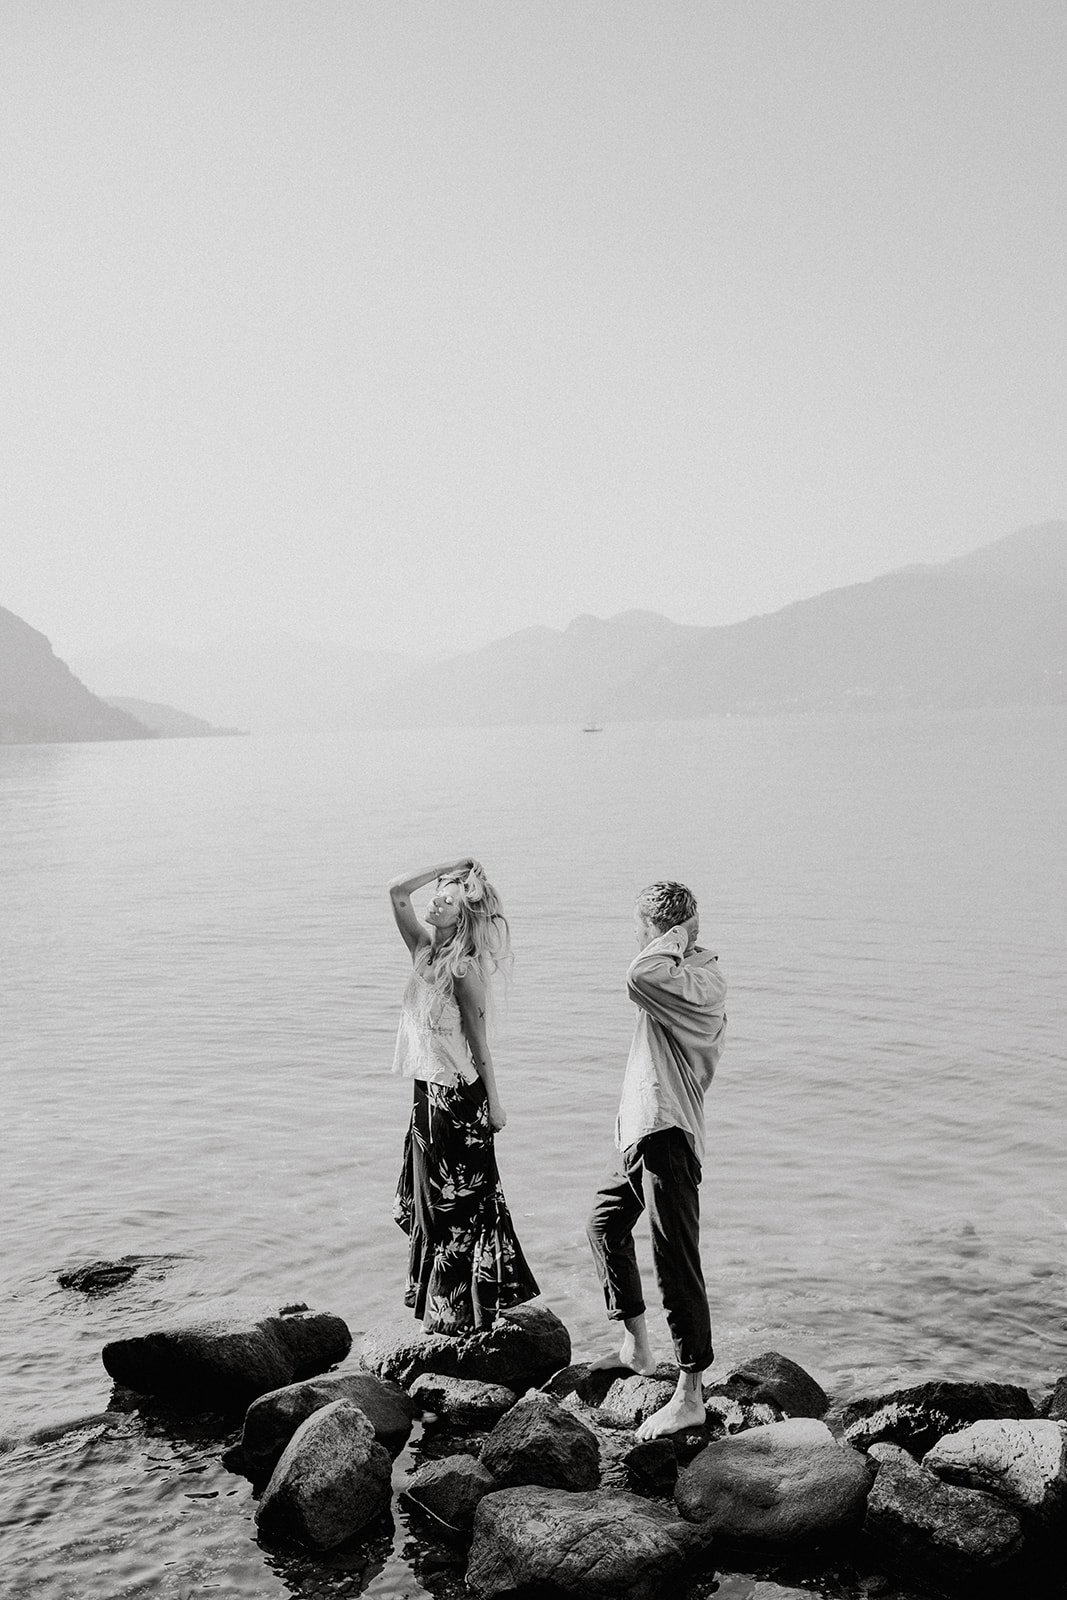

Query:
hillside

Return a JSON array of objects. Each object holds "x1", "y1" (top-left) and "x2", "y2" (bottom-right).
[
  {"x1": 0, "y1": 607, "x2": 151, "y2": 745},
  {"x1": 103, "y1": 698, "x2": 246, "y2": 738},
  {"x1": 63, "y1": 521, "x2": 1067, "y2": 732}
]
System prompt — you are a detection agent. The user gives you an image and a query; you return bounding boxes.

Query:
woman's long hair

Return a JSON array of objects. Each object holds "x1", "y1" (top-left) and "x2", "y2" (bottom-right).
[{"x1": 430, "y1": 861, "x2": 512, "y2": 1009}]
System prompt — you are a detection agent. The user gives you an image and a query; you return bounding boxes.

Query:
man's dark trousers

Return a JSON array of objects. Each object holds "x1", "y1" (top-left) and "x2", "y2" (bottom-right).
[{"x1": 586, "y1": 1125, "x2": 713, "y2": 1373}]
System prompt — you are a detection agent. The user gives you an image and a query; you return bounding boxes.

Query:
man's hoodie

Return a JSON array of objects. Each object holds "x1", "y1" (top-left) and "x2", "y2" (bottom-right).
[{"x1": 615, "y1": 924, "x2": 727, "y2": 1166}]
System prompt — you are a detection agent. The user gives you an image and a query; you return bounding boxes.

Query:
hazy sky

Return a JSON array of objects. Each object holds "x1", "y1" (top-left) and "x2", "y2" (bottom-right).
[{"x1": 3, "y1": 1, "x2": 1065, "y2": 659}]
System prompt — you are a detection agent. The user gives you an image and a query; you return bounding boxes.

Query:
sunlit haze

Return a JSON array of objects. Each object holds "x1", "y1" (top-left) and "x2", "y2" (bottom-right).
[{"x1": 3, "y1": 1, "x2": 1064, "y2": 660}]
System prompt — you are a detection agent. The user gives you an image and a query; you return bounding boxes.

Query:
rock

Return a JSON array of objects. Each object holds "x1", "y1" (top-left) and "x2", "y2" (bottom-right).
[
  {"x1": 102, "y1": 1299, "x2": 351, "y2": 1409},
  {"x1": 624, "y1": 1436, "x2": 679, "y2": 1496},
  {"x1": 407, "y1": 1373, "x2": 517, "y2": 1427},
  {"x1": 675, "y1": 1417, "x2": 876, "y2": 1541},
  {"x1": 540, "y1": 1362, "x2": 622, "y2": 1408},
  {"x1": 864, "y1": 1441, "x2": 1024, "y2": 1579},
  {"x1": 360, "y1": 1301, "x2": 569, "y2": 1392},
  {"x1": 479, "y1": 1391, "x2": 600, "y2": 1490},
  {"x1": 599, "y1": 1370, "x2": 678, "y2": 1427},
  {"x1": 57, "y1": 1254, "x2": 186, "y2": 1295},
  {"x1": 923, "y1": 1418, "x2": 1067, "y2": 1526},
  {"x1": 1041, "y1": 1374, "x2": 1067, "y2": 1420},
  {"x1": 240, "y1": 1370, "x2": 413, "y2": 1477},
  {"x1": 841, "y1": 1379, "x2": 1035, "y2": 1456},
  {"x1": 713, "y1": 1351, "x2": 828, "y2": 1418},
  {"x1": 401, "y1": 1453, "x2": 496, "y2": 1532},
  {"x1": 704, "y1": 1392, "x2": 782, "y2": 1436},
  {"x1": 466, "y1": 1484, "x2": 709, "y2": 1600},
  {"x1": 255, "y1": 1399, "x2": 391, "y2": 1550}
]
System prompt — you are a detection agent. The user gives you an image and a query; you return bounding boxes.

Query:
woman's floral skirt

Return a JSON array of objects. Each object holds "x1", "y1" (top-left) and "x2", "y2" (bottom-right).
[{"x1": 393, "y1": 1076, "x2": 540, "y2": 1333}]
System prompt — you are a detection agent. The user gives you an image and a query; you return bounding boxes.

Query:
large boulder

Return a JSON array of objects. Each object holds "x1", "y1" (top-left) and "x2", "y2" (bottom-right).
[
  {"x1": 712, "y1": 1352, "x2": 828, "y2": 1419},
  {"x1": 479, "y1": 1391, "x2": 600, "y2": 1490},
  {"x1": 864, "y1": 1442, "x2": 1024, "y2": 1580},
  {"x1": 466, "y1": 1485, "x2": 709, "y2": 1600},
  {"x1": 102, "y1": 1299, "x2": 351, "y2": 1409},
  {"x1": 675, "y1": 1417, "x2": 875, "y2": 1542},
  {"x1": 840, "y1": 1379, "x2": 1035, "y2": 1456},
  {"x1": 407, "y1": 1373, "x2": 517, "y2": 1427},
  {"x1": 401, "y1": 1453, "x2": 496, "y2": 1532},
  {"x1": 255, "y1": 1399, "x2": 391, "y2": 1550},
  {"x1": 360, "y1": 1302, "x2": 569, "y2": 1392},
  {"x1": 240, "y1": 1370, "x2": 413, "y2": 1478},
  {"x1": 923, "y1": 1418, "x2": 1067, "y2": 1527}
]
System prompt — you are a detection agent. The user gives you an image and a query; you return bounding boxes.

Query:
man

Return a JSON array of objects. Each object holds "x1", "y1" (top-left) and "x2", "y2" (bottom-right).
[{"x1": 586, "y1": 880, "x2": 727, "y2": 1439}]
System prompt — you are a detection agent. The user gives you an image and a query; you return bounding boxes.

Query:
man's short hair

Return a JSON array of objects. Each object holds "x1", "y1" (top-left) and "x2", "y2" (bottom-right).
[{"x1": 636, "y1": 880, "x2": 697, "y2": 933}]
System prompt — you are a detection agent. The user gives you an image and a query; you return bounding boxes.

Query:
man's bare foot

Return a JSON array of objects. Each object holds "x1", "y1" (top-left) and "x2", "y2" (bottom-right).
[
  {"x1": 635, "y1": 1391, "x2": 706, "y2": 1440},
  {"x1": 589, "y1": 1330, "x2": 658, "y2": 1376}
]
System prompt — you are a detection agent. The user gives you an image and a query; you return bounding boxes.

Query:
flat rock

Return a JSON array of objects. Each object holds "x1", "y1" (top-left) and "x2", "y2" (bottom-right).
[
  {"x1": 841, "y1": 1379, "x2": 1035, "y2": 1456},
  {"x1": 255, "y1": 1398, "x2": 391, "y2": 1550},
  {"x1": 713, "y1": 1351, "x2": 828, "y2": 1418},
  {"x1": 675, "y1": 1416, "x2": 876, "y2": 1542},
  {"x1": 407, "y1": 1373, "x2": 517, "y2": 1427},
  {"x1": 240, "y1": 1370, "x2": 413, "y2": 1477},
  {"x1": 479, "y1": 1391, "x2": 600, "y2": 1490},
  {"x1": 401, "y1": 1453, "x2": 496, "y2": 1532},
  {"x1": 102, "y1": 1299, "x2": 351, "y2": 1409},
  {"x1": 360, "y1": 1301, "x2": 569, "y2": 1392},
  {"x1": 865, "y1": 1441, "x2": 1024, "y2": 1579},
  {"x1": 466, "y1": 1484, "x2": 710, "y2": 1600},
  {"x1": 923, "y1": 1417, "x2": 1067, "y2": 1526}
]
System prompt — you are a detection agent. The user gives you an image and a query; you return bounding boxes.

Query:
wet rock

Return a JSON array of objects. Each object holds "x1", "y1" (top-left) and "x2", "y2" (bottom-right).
[
  {"x1": 624, "y1": 1435, "x2": 679, "y2": 1496},
  {"x1": 401, "y1": 1453, "x2": 496, "y2": 1532},
  {"x1": 466, "y1": 1484, "x2": 710, "y2": 1600},
  {"x1": 57, "y1": 1254, "x2": 187, "y2": 1295},
  {"x1": 923, "y1": 1417, "x2": 1067, "y2": 1527},
  {"x1": 408, "y1": 1373, "x2": 517, "y2": 1427},
  {"x1": 540, "y1": 1361, "x2": 621, "y2": 1407},
  {"x1": 675, "y1": 1416, "x2": 876, "y2": 1541},
  {"x1": 713, "y1": 1351, "x2": 828, "y2": 1418},
  {"x1": 840, "y1": 1379, "x2": 1035, "y2": 1456},
  {"x1": 255, "y1": 1398, "x2": 391, "y2": 1551},
  {"x1": 479, "y1": 1391, "x2": 600, "y2": 1490},
  {"x1": 598, "y1": 1369, "x2": 678, "y2": 1427},
  {"x1": 360, "y1": 1301, "x2": 570, "y2": 1392},
  {"x1": 1041, "y1": 1374, "x2": 1067, "y2": 1420},
  {"x1": 240, "y1": 1370, "x2": 413, "y2": 1477},
  {"x1": 865, "y1": 1441, "x2": 1024, "y2": 1579},
  {"x1": 102, "y1": 1298, "x2": 351, "y2": 1409}
]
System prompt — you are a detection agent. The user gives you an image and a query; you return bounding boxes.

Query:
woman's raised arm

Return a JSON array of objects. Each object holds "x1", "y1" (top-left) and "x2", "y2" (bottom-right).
[{"x1": 387, "y1": 858, "x2": 473, "y2": 956}]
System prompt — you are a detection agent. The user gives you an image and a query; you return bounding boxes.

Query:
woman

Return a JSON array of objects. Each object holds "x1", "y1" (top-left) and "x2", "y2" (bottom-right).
[{"x1": 388, "y1": 856, "x2": 540, "y2": 1334}]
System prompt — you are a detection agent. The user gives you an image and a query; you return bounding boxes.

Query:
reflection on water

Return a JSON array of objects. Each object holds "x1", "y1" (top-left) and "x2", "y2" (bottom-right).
[{"x1": 2, "y1": 711, "x2": 1065, "y2": 1596}]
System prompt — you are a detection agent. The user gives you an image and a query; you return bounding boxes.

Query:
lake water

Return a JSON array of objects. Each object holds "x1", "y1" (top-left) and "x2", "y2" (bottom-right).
[{"x1": 2, "y1": 710, "x2": 1065, "y2": 1598}]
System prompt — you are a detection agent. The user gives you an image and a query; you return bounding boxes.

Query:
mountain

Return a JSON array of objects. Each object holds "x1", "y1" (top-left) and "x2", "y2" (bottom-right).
[
  {"x1": 64, "y1": 522, "x2": 1067, "y2": 732},
  {"x1": 0, "y1": 606, "x2": 151, "y2": 745},
  {"x1": 103, "y1": 698, "x2": 247, "y2": 738},
  {"x1": 598, "y1": 520, "x2": 1066, "y2": 719}
]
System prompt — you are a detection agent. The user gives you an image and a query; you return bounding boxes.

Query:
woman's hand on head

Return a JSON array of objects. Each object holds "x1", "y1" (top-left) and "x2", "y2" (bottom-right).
[{"x1": 488, "y1": 1100, "x2": 507, "y2": 1133}]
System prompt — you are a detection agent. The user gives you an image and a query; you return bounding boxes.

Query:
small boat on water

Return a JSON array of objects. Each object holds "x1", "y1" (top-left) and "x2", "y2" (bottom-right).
[{"x1": 582, "y1": 723, "x2": 603, "y2": 732}]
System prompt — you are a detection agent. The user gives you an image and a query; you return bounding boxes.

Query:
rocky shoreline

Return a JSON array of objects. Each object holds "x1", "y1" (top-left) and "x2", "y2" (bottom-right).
[{"x1": 58, "y1": 1274, "x2": 1067, "y2": 1598}]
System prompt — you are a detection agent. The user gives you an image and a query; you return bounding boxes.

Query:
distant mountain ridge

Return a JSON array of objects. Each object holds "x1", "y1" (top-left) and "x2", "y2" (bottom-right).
[
  {"x1": 61, "y1": 520, "x2": 1067, "y2": 734},
  {"x1": 0, "y1": 606, "x2": 150, "y2": 745}
]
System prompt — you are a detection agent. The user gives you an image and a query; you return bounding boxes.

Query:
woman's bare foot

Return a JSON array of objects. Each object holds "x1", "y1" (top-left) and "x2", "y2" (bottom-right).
[{"x1": 589, "y1": 1327, "x2": 658, "y2": 1376}]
